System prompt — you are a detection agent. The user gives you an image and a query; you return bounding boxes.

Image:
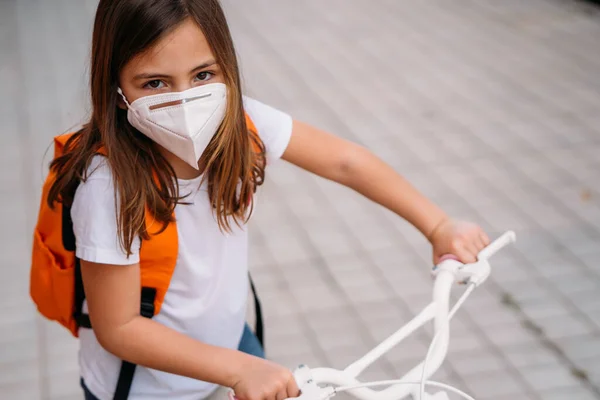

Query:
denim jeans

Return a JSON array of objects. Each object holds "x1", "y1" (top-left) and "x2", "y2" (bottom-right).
[{"x1": 82, "y1": 324, "x2": 265, "y2": 399}]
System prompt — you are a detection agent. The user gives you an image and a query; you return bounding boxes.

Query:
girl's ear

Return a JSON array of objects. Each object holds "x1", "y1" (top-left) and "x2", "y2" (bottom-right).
[{"x1": 117, "y1": 97, "x2": 127, "y2": 110}]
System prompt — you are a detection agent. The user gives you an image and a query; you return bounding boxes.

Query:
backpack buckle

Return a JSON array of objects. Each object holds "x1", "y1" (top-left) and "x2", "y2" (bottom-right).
[
  {"x1": 140, "y1": 301, "x2": 155, "y2": 318},
  {"x1": 140, "y1": 287, "x2": 157, "y2": 318}
]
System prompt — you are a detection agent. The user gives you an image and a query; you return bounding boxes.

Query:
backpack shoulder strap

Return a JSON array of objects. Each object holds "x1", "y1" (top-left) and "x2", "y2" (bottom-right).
[
  {"x1": 139, "y1": 206, "x2": 179, "y2": 315},
  {"x1": 245, "y1": 113, "x2": 262, "y2": 155},
  {"x1": 248, "y1": 273, "x2": 264, "y2": 347}
]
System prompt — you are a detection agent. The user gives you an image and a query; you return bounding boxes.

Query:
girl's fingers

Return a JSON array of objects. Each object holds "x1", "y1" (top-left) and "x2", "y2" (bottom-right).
[
  {"x1": 286, "y1": 376, "x2": 300, "y2": 399},
  {"x1": 276, "y1": 390, "x2": 288, "y2": 400},
  {"x1": 476, "y1": 234, "x2": 487, "y2": 252},
  {"x1": 467, "y1": 228, "x2": 489, "y2": 255},
  {"x1": 454, "y1": 244, "x2": 477, "y2": 264},
  {"x1": 479, "y1": 230, "x2": 491, "y2": 246},
  {"x1": 466, "y1": 242, "x2": 481, "y2": 261}
]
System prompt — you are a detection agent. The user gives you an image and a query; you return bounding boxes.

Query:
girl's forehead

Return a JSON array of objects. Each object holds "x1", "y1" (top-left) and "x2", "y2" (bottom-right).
[{"x1": 125, "y1": 18, "x2": 214, "y2": 75}]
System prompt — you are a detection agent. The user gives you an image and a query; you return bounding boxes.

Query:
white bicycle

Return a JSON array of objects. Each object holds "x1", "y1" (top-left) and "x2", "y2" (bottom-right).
[{"x1": 285, "y1": 231, "x2": 517, "y2": 400}]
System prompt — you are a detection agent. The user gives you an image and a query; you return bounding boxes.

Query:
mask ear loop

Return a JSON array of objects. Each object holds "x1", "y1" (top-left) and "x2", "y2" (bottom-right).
[{"x1": 117, "y1": 87, "x2": 132, "y2": 108}]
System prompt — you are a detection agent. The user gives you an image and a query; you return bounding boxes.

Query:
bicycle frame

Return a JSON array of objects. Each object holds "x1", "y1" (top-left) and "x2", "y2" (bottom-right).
[{"x1": 289, "y1": 231, "x2": 517, "y2": 400}]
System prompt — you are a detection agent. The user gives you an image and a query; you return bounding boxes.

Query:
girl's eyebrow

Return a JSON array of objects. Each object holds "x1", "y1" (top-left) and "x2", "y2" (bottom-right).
[
  {"x1": 190, "y1": 60, "x2": 217, "y2": 72},
  {"x1": 133, "y1": 60, "x2": 217, "y2": 81}
]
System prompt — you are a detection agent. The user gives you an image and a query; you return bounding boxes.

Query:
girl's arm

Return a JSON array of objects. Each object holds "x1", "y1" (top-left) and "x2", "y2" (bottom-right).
[
  {"x1": 81, "y1": 260, "x2": 298, "y2": 400},
  {"x1": 281, "y1": 120, "x2": 489, "y2": 263},
  {"x1": 82, "y1": 259, "x2": 242, "y2": 384}
]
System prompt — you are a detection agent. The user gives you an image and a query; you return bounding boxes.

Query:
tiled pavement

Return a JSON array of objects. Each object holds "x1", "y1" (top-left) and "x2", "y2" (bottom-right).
[{"x1": 1, "y1": 0, "x2": 600, "y2": 399}]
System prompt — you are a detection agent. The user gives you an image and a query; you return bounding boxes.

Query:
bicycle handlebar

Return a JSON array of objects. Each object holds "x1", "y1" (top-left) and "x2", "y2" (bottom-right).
[
  {"x1": 477, "y1": 231, "x2": 516, "y2": 261},
  {"x1": 288, "y1": 231, "x2": 517, "y2": 400}
]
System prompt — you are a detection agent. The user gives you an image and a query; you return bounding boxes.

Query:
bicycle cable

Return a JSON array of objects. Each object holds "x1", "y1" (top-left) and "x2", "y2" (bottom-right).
[{"x1": 333, "y1": 379, "x2": 475, "y2": 400}]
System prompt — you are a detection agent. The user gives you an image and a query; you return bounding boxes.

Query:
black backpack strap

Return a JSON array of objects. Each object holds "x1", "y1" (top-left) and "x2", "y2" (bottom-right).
[
  {"x1": 73, "y1": 258, "x2": 91, "y2": 328},
  {"x1": 61, "y1": 183, "x2": 154, "y2": 399},
  {"x1": 113, "y1": 287, "x2": 156, "y2": 400},
  {"x1": 248, "y1": 273, "x2": 264, "y2": 348},
  {"x1": 61, "y1": 192, "x2": 91, "y2": 330},
  {"x1": 75, "y1": 285, "x2": 156, "y2": 400}
]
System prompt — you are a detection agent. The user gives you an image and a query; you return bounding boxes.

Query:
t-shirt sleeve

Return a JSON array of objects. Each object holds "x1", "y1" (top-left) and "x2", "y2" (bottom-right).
[
  {"x1": 243, "y1": 96, "x2": 293, "y2": 163},
  {"x1": 71, "y1": 156, "x2": 140, "y2": 265}
]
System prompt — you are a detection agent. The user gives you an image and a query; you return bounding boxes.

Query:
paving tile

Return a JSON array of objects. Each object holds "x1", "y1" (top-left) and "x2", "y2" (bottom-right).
[
  {"x1": 49, "y1": 395, "x2": 83, "y2": 400},
  {"x1": 537, "y1": 386, "x2": 599, "y2": 400},
  {"x1": 464, "y1": 369, "x2": 529, "y2": 399},
  {"x1": 519, "y1": 297, "x2": 574, "y2": 320},
  {"x1": 278, "y1": 260, "x2": 325, "y2": 289},
  {"x1": 263, "y1": 313, "x2": 307, "y2": 339},
  {"x1": 313, "y1": 321, "x2": 370, "y2": 351},
  {"x1": 303, "y1": 305, "x2": 358, "y2": 333},
  {"x1": 46, "y1": 368, "x2": 82, "y2": 400},
  {"x1": 520, "y1": 364, "x2": 583, "y2": 392},
  {"x1": 327, "y1": 257, "x2": 382, "y2": 289},
  {"x1": 577, "y1": 357, "x2": 600, "y2": 386},
  {"x1": 510, "y1": 190, "x2": 574, "y2": 229},
  {"x1": 569, "y1": 288, "x2": 600, "y2": 315},
  {"x1": 259, "y1": 286, "x2": 303, "y2": 318},
  {"x1": 460, "y1": 290, "x2": 523, "y2": 328},
  {"x1": 447, "y1": 328, "x2": 490, "y2": 355},
  {"x1": 264, "y1": 230, "x2": 315, "y2": 266},
  {"x1": 484, "y1": 322, "x2": 540, "y2": 348},
  {"x1": 0, "y1": 309, "x2": 38, "y2": 345},
  {"x1": 0, "y1": 336, "x2": 38, "y2": 366},
  {"x1": 289, "y1": 282, "x2": 347, "y2": 313},
  {"x1": 270, "y1": 350, "x2": 327, "y2": 371},
  {"x1": 346, "y1": 220, "x2": 399, "y2": 253},
  {"x1": 322, "y1": 342, "x2": 379, "y2": 371},
  {"x1": 577, "y1": 250, "x2": 600, "y2": 276},
  {"x1": 500, "y1": 280, "x2": 559, "y2": 304},
  {"x1": 0, "y1": 381, "x2": 41, "y2": 400},
  {"x1": 485, "y1": 394, "x2": 536, "y2": 400},
  {"x1": 550, "y1": 224, "x2": 600, "y2": 256},
  {"x1": 501, "y1": 342, "x2": 563, "y2": 369},
  {"x1": 353, "y1": 299, "x2": 410, "y2": 326},
  {"x1": 0, "y1": 358, "x2": 40, "y2": 386},
  {"x1": 374, "y1": 265, "x2": 434, "y2": 298},
  {"x1": 344, "y1": 282, "x2": 399, "y2": 305},
  {"x1": 353, "y1": 363, "x2": 396, "y2": 383},
  {"x1": 447, "y1": 349, "x2": 509, "y2": 377},
  {"x1": 265, "y1": 331, "x2": 318, "y2": 359},
  {"x1": 531, "y1": 256, "x2": 591, "y2": 280},
  {"x1": 534, "y1": 314, "x2": 594, "y2": 340},
  {"x1": 303, "y1": 223, "x2": 356, "y2": 258}
]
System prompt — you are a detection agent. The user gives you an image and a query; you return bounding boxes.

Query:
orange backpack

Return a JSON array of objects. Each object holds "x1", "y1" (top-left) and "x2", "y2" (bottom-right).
[{"x1": 30, "y1": 115, "x2": 264, "y2": 399}]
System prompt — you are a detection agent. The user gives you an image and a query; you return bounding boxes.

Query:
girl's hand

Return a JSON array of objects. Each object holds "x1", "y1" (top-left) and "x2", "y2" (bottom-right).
[
  {"x1": 230, "y1": 355, "x2": 299, "y2": 400},
  {"x1": 429, "y1": 219, "x2": 490, "y2": 265}
]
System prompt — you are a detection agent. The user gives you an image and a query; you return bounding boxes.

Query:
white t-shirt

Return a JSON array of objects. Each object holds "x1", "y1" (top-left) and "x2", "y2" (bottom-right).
[{"x1": 71, "y1": 97, "x2": 293, "y2": 400}]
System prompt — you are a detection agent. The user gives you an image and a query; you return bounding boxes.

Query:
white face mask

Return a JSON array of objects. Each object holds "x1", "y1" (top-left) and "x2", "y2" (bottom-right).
[{"x1": 118, "y1": 83, "x2": 228, "y2": 169}]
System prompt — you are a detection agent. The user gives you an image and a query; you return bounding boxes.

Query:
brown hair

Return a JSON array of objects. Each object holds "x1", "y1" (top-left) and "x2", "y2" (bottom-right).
[{"x1": 48, "y1": 0, "x2": 265, "y2": 255}]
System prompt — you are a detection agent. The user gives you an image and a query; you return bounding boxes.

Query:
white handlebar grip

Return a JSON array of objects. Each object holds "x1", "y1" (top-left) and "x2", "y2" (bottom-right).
[{"x1": 477, "y1": 231, "x2": 516, "y2": 261}]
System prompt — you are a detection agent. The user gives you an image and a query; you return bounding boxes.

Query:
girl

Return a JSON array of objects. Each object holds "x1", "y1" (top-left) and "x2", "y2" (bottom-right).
[{"x1": 47, "y1": 0, "x2": 489, "y2": 399}]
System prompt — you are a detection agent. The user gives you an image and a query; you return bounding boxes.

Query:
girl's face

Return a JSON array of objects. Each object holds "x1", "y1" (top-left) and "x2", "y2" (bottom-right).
[{"x1": 119, "y1": 17, "x2": 224, "y2": 104}]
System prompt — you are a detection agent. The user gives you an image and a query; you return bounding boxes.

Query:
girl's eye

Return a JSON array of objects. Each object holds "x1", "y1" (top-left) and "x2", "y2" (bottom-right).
[
  {"x1": 144, "y1": 80, "x2": 165, "y2": 89},
  {"x1": 195, "y1": 71, "x2": 214, "y2": 82}
]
